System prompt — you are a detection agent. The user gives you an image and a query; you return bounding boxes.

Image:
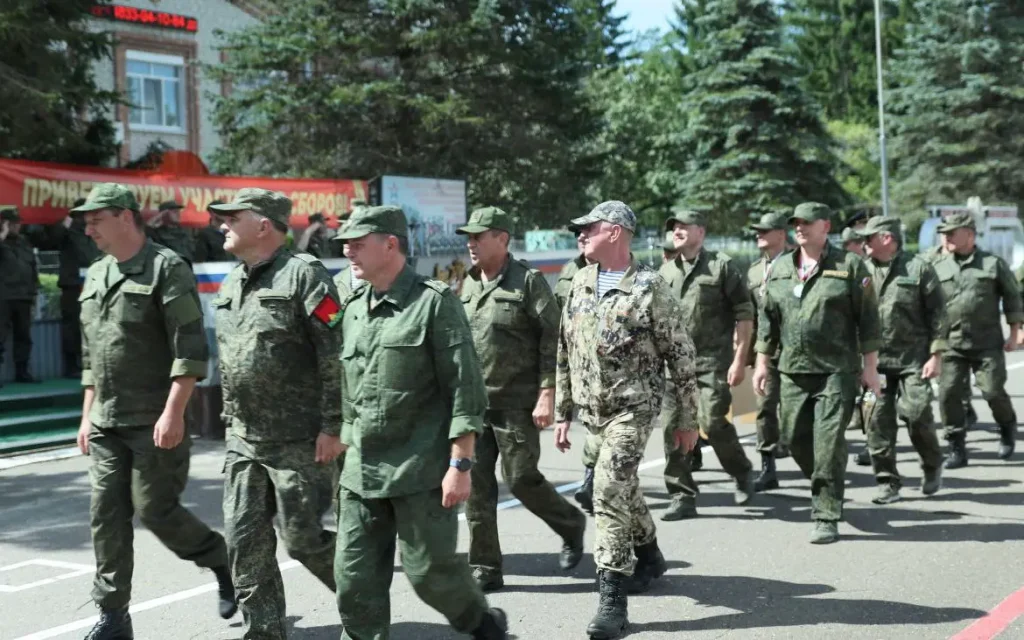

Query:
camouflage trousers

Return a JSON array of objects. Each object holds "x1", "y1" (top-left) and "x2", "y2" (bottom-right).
[
  {"x1": 581, "y1": 431, "x2": 603, "y2": 468},
  {"x1": 756, "y1": 360, "x2": 781, "y2": 454},
  {"x1": 867, "y1": 368, "x2": 943, "y2": 488},
  {"x1": 940, "y1": 348, "x2": 1017, "y2": 439},
  {"x1": 466, "y1": 409, "x2": 586, "y2": 577},
  {"x1": 222, "y1": 436, "x2": 337, "y2": 640},
  {"x1": 88, "y1": 426, "x2": 228, "y2": 609},
  {"x1": 590, "y1": 400, "x2": 660, "y2": 576},
  {"x1": 661, "y1": 371, "x2": 752, "y2": 500},
  {"x1": 780, "y1": 372, "x2": 858, "y2": 522},
  {"x1": 335, "y1": 486, "x2": 489, "y2": 640}
]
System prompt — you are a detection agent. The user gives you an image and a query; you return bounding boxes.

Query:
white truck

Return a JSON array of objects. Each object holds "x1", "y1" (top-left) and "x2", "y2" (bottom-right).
[{"x1": 917, "y1": 199, "x2": 1024, "y2": 270}]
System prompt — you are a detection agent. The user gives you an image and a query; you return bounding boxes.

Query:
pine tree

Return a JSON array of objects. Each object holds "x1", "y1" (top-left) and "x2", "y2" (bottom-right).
[
  {"x1": 889, "y1": 0, "x2": 1024, "y2": 208},
  {"x1": 674, "y1": 0, "x2": 847, "y2": 232}
]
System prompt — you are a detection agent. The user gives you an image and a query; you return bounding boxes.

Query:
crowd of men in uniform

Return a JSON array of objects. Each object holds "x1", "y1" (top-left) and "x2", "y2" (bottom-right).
[{"x1": 4, "y1": 180, "x2": 1021, "y2": 640}]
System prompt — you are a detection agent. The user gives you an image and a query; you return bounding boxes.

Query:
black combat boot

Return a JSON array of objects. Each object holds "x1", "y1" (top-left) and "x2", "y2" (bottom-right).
[
  {"x1": 84, "y1": 606, "x2": 133, "y2": 640},
  {"x1": 587, "y1": 570, "x2": 629, "y2": 640},
  {"x1": 471, "y1": 608, "x2": 509, "y2": 640},
  {"x1": 625, "y1": 539, "x2": 668, "y2": 594},
  {"x1": 944, "y1": 433, "x2": 968, "y2": 469},
  {"x1": 854, "y1": 444, "x2": 871, "y2": 466},
  {"x1": 575, "y1": 466, "x2": 595, "y2": 516},
  {"x1": 998, "y1": 423, "x2": 1016, "y2": 460},
  {"x1": 691, "y1": 444, "x2": 704, "y2": 471},
  {"x1": 754, "y1": 453, "x2": 778, "y2": 492},
  {"x1": 212, "y1": 566, "x2": 237, "y2": 619}
]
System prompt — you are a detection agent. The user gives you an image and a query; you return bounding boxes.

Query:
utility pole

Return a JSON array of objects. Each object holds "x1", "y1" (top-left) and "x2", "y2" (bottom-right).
[{"x1": 874, "y1": 0, "x2": 891, "y2": 217}]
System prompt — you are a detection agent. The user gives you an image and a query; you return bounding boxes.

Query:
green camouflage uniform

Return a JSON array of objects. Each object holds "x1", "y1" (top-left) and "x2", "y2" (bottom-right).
[
  {"x1": 934, "y1": 243, "x2": 1023, "y2": 439},
  {"x1": 860, "y1": 221, "x2": 946, "y2": 488},
  {"x1": 748, "y1": 252, "x2": 785, "y2": 454},
  {"x1": 334, "y1": 206, "x2": 492, "y2": 639},
  {"x1": 556, "y1": 253, "x2": 698, "y2": 575},
  {"x1": 211, "y1": 187, "x2": 343, "y2": 640},
  {"x1": 75, "y1": 184, "x2": 227, "y2": 610},
  {"x1": 756, "y1": 204, "x2": 880, "y2": 524},
  {"x1": 0, "y1": 208, "x2": 39, "y2": 376},
  {"x1": 658, "y1": 228, "x2": 754, "y2": 501},
  {"x1": 458, "y1": 215, "x2": 585, "y2": 581}
]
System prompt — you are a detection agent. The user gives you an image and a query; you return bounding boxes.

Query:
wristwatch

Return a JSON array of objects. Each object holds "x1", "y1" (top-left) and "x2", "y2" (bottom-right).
[{"x1": 449, "y1": 457, "x2": 473, "y2": 472}]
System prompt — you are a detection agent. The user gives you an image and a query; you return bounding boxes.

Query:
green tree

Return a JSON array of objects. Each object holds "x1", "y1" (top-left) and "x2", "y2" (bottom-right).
[
  {"x1": 828, "y1": 120, "x2": 881, "y2": 209},
  {"x1": 890, "y1": 0, "x2": 1024, "y2": 209},
  {"x1": 674, "y1": 0, "x2": 847, "y2": 232},
  {"x1": 209, "y1": 0, "x2": 625, "y2": 228},
  {"x1": 0, "y1": 0, "x2": 119, "y2": 165}
]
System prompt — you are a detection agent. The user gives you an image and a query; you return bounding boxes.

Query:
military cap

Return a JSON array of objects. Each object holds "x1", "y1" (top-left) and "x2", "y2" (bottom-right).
[
  {"x1": 158, "y1": 200, "x2": 184, "y2": 212},
  {"x1": 855, "y1": 216, "x2": 901, "y2": 238},
  {"x1": 208, "y1": 188, "x2": 292, "y2": 227},
  {"x1": 206, "y1": 198, "x2": 225, "y2": 212},
  {"x1": 456, "y1": 206, "x2": 515, "y2": 235},
  {"x1": 842, "y1": 210, "x2": 869, "y2": 230},
  {"x1": 337, "y1": 205, "x2": 408, "y2": 240},
  {"x1": 71, "y1": 183, "x2": 140, "y2": 214},
  {"x1": 664, "y1": 208, "x2": 705, "y2": 231},
  {"x1": 569, "y1": 200, "x2": 636, "y2": 233},
  {"x1": 749, "y1": 211, "x2": 789, "y2": 231},
  {"x1": 789, "y1": 202, "x2": 832, "y2": 224},
  {"x1": 840, "y1": 227, "x2": 863, "y2": 244},
  {"x1": 938, "y1": 212, "x2": 977, "y2": 233},
  {"x1": 0, "y1": 207, "x2": 19, "y2": 222}
]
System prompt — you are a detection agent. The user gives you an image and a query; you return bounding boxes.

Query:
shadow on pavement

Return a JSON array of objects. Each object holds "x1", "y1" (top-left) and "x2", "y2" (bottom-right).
[{"x1": 627, "y1": 574, "x2": 986, "y2": 634}]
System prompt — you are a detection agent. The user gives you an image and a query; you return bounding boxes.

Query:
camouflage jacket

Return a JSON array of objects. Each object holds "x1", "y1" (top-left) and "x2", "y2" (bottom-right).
[
  {"x1": 80, "y1": 241, "x2": 207, "y2": 427},
  {"x1": 659, "y1": 249, "x2": 753, "y2": 373},
  {"x1": 461, "y1": 255, "x2": 559, "y2": 409},
  {"x1": 148, "y1": 224, "x2": 195, "y2": 266},
  {"x1": 555, "y1": 257, "x2": 698, "y2": 433},
  {"x1": 756, "y1": 243, "x2": 880, "y2": 374},
  {"x1": 935, "y1": 249, "x2": 1024, "y2": 351},
  {"x1": 746, "y1": 252, "x2": 786, "y2": 365},
  {"x1": 867, "y1": 251, "x2": 948, "y2": 371},
  {"x1": 340, "y1": 265, "x2": 486, "y2": 498},
  {"x1": 213, "y1": 247, "x2": 342, "y2": 442},
  {"x1": 554, "y1": 253, "x2": 587, "y2": 310},
  {"x1": 0, "y1": 234, "x2": 38, "y2": 300}
]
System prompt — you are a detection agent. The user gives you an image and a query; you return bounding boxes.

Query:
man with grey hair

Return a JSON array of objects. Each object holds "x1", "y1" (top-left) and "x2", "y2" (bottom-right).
[{"x1": 555, "y1": 201, "x2": 699, "y2": 639}]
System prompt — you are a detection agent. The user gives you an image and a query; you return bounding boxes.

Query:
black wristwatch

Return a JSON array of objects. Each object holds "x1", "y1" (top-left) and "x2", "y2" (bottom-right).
[{"x1": 449, "y1": 457, "x2": 473, "y2": 472}]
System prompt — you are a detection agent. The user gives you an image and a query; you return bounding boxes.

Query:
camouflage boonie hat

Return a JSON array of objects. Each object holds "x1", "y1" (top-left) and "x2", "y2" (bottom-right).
[
  {"x1": 1, "y1": 207, "x2": 20, "y2": 222},
  {"x1": 457, "y1": 206, "x2": 515, "y2": 235},
  {"x1": 337, "y1": 205, "x2": 408, "y2": 240},
  {"x1": 208, "y1": 188, "x2": 292, "y2": 227},
  {"x1": 840, "y1": 227, "x2": 863, "y2": 244},
  {"x1": 750, "y1": 211, "x2": 789, "y2": 231},
  {"x1": 569, "y1": 200, "x2": 637, "y2": 233},
  {"x1": 664, "y1": 208, "x2": 705, "y2": 231},
  {"x1": 158, "y1": 200, "x2": 183, "y2": 212},
  {"x1": 71, "y1": 183, "x2": 140, "y2": 214},
  {"x1": 855, "y1": 216, "x2": 901, "y2": 238},
  {"x1": 938, "y1": 212, "x2": 977, "y2": 233},
  {"x1": 789, "y1": 202, "x2": 832, "y2": 224}
]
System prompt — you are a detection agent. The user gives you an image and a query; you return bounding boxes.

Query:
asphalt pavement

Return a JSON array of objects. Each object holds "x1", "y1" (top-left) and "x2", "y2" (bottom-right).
[{"x1": 2, "y1": 354, "x2": 1024, "y2": 640}]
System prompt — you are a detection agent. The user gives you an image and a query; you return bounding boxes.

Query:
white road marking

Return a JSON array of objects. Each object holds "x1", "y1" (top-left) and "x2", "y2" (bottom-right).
[{"x1": 0, "y1": 560, "x2": 94, "y2": 594}]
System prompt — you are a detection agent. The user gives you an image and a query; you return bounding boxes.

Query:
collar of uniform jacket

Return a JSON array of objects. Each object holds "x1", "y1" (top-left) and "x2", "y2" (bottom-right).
[
  {"x1": 116, "y1": 240, "x2": 155, "y2": 275},
  {"x1": 784, "y1": 241, "x2": 837, "y2": 274},
  {"x1": 240, "y1": 245, "x2": 289, "y2": 283},
  {"x1": 466, "y1": 253, "x2": 512, "y2": 286},
  {"x1": 368, "y1": 263, "x2": 419, "y2": 309},
  {"x1": 580, "y1": 254, "x2": 641, "y2": 295}
]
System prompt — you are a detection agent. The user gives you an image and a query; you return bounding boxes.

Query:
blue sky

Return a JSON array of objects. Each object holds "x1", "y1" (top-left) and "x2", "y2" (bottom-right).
[{"x1": 617, "y1": 0, "x2": 676, "y2": 35}]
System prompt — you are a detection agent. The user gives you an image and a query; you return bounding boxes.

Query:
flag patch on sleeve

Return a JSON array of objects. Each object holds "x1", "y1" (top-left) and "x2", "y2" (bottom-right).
[
  {"x1": 312, "y1": 295, "x2": 342, "y2": 327},
  {"x1": 861, "y1": 277, "x2": 872, "y2": 288}
]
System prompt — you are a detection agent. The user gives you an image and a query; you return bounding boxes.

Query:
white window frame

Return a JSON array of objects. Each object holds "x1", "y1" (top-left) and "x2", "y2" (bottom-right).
[{"x1": 125, "y1": 50, "x2": 186, "y2": 134}]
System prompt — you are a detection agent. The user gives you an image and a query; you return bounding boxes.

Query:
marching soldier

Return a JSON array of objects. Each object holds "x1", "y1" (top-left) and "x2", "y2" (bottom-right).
[
  {"x1": 0, "y1": 207, "x2": 41, "y2": 384},
  {"x1": 71, "y1": 184, "x2": 234, "y2": 639},
  {"x1": 753, "y1": 202, "x2": 881, "y2": 544},
  {"x1": 555, "y1": 201, "x2": 698, "y2": 639},
  {"x1": 934, "y1": 212, "x2": 1021, "y2": 466},
  {"x1": 659, "y1": 209, "x2": 755, "y2": 521},
  {"x1": 857, "y1": 216, "x2": 946, "y2": 502}
]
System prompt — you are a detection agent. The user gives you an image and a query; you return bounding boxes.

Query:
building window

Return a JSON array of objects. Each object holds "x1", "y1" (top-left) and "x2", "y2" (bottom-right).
[{"x1": 125, "y1": 50, "x2": 185, "y2": 132}]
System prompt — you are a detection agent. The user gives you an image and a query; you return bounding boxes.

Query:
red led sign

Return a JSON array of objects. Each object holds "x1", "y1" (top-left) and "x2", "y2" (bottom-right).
[{"x1": 90, "y1": 4, "x2": 198, "y2": 33}]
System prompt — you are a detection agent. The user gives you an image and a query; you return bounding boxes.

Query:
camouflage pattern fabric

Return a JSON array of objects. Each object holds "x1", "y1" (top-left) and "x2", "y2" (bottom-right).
[
  {"x1": 940, "y1": 349, "x2": 1018, "y2": 438},
  {"x1": 868, "y1": 371, "x2": 944, "y2": 486},
  {"x1": 80, "y1": 241, "x2": 208, "y2": 427},
  {"x1": 554, "y1": 253, "x2": 587, "y2": 310},
  {"x1": 748, "y1": 254, "x2": 784, "y2": 453}
]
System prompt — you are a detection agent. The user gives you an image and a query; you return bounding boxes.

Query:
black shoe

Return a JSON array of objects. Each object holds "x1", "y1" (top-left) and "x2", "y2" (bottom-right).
[
  {"x1": 472, "y1": 567, "x2": 505, "y2": 592},
  {"x1": 625, "y1": 539, "x2": 668, "y2": 594},
  {"x1": 587, "y1": 570, "x2": 629, "y2": 639},
  {"x1": 754, "y1": 454, "x2": 778, "y2": 492},
  {"x1": 944, "y1": 434, "x2": 968, "y2": 469},
  {"x1": 998, "y1": 423, "x2": 1016, "y2": 460},
  {"x1": 660, "y1": 496, "x2": 697, "y2": 521},
  {"x1": 84, "y1": 606, "x2": 133, "y2": 640},
  {"x1": 560, "y1": 523, "x2": 585, "y2": 570},
  {"x1": 212, "y1": 566, "x2": 237, "y2": 619},
  {"x1": 14, "y1": 370, "x2": 40, "y2": 384},
  {"x1": 691, "y1": 445, "x2": 703, "y2": 472},
  {"x1": 472, "y1": 607, "x2": 508, "y2": 640},
  {"x1": 854, "y1": 445, "x2": 871, "y2": 466},
  {"x1": 575, "y1": 466, "x2": 595, "y2": 516}
]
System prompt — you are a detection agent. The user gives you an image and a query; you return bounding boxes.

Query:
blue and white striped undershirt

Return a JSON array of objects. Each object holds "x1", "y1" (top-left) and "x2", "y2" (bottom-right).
[{"x1": 596, "y1": 269, "x2": 627, "y2": 298}]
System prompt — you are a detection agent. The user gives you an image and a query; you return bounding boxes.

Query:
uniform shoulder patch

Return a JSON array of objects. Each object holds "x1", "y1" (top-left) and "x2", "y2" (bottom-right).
[
  {"x1": 422, "y1": 279, "x2": 451, "y2": 295},
  {"x1": 311, "y1": 294, "x2": 342, "y2": 327},
  {"x1": 295, "y1": 252, "x2": 323, "y2": 266}
]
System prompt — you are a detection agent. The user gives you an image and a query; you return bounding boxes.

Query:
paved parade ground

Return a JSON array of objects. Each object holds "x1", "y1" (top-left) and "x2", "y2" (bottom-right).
[{"x1": 3, "y1": 356, "x2": 1024, "y2": 640}]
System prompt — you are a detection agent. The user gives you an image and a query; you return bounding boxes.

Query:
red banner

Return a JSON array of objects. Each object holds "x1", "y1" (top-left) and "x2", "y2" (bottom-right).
[{"x1": 0, "y1": 158, "x2": 367, "y2": 228}]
